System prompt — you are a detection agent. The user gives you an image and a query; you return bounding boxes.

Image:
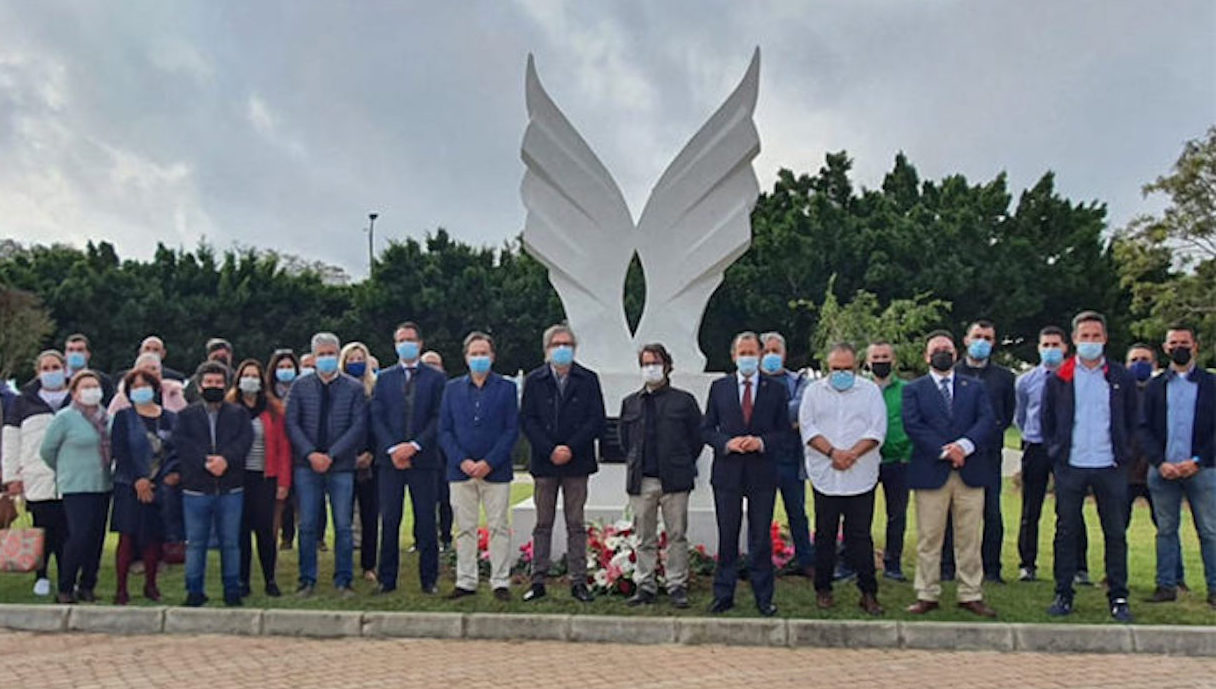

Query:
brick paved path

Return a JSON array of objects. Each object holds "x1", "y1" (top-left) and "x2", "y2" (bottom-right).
[{"x1": 2, "y1": 631, "x2": 1213, "y2": 688}]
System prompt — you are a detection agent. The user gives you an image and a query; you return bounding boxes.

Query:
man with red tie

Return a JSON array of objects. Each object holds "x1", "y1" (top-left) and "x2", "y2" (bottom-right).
[{"x1": 702, "y1": 331, "x2": 791, "y2": 617}]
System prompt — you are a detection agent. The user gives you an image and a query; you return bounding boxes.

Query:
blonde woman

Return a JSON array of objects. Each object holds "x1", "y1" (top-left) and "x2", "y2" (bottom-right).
[{"x1": 340, "y1": 341, "x2": 379, "y2": 582}]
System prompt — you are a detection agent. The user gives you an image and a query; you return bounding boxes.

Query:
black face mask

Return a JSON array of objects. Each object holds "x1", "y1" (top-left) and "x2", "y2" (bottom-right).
[
  {"x1": 870, "y1": 361, "x2": 893, "y2": 379},
  {"x1": 929, "y1": 350, "x2": 955, "y2": 372},
  {"x1": 1170, "y1": 347, "x2": 1193, "y2": 366},
  {"x1": 201, "y1": 387, "x2": 225, "y2": 404}
]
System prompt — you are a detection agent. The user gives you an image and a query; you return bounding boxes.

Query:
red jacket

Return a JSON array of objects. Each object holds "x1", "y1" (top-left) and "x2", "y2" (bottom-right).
[{"x1": 261, "y1": 404, "x2": 292, "y2": 490}]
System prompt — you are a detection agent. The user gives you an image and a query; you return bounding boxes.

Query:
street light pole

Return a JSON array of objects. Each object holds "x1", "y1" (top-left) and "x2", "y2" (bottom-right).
[{"x1": 366, "y1": 212, "x2": 379, "y2": 275}]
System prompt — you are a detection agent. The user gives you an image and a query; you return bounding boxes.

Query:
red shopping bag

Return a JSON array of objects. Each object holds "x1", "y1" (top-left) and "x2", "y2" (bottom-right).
[{"x1": 0, "y1": 500, "x2": 44, "y2": 573}]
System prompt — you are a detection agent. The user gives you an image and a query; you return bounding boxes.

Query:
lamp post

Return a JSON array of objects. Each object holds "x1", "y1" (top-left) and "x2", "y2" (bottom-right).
[{"x1": 366, "y1": 212, "x2": 379, "y2": 275}]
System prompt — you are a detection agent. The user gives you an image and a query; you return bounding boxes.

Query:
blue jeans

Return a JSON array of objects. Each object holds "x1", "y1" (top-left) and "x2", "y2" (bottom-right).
[
  {"x1": 1148, "y1": 466, "x2": 1216, "y2": 591},
  {"x1": 777, "y1": 472, "x2": 815, "y2": 568},
  {"x1": 183, "y1": 490, "x2": 243, "y2": 597},
  {"x1": 295, "y1": 468, "x2": 354, "y2": 588}
]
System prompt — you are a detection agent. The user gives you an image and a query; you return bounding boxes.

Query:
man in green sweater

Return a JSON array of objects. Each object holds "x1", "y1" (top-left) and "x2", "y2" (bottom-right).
[{"x1": 867, "y1": 341, "x2": 912, "y2": 581}]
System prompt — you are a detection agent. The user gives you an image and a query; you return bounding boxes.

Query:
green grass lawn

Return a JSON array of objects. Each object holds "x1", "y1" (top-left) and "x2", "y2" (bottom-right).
[{"x1": 2, "y1": 477, "x2": 1211, "y2": 625}]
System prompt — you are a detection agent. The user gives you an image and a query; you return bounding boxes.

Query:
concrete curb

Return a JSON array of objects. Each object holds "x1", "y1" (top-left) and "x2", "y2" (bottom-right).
[{"x1": 1, "y1": 605, "x2": 1213, "y2": 656}]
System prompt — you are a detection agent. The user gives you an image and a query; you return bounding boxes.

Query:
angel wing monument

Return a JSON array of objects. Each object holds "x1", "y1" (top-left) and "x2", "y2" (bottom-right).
[{"x1": 512, "y1": 49, "x2": 762, "y2": 555}]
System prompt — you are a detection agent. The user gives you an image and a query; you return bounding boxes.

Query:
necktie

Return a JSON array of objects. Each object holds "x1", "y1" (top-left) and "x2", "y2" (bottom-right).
[
  {"x1": 742, "y1": 378, "x2": 754, "y2": 426},
  {"x1": 938, "y1": 377, "x2": 953, "y2": 414}
]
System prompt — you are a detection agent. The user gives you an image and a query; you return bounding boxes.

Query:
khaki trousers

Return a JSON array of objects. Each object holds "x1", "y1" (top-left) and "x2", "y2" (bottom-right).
[
  {"x1": 450, "y1": 479, "x2": 511, "y2": 590},
  {"x1": 630, "y1": 478, "x2": 690, "y2": 593},
  {"x1": 914, "y1": 470, "x2": 985, "y2": 602}
]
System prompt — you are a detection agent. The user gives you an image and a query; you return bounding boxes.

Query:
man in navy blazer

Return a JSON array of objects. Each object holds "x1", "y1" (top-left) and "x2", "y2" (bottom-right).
[
  {"x1": 520, "y1": 324, "x2": 605, "y2": 604},
  {"x1": 1139, "y1": 324, "x2": 1216, "y2": 607},
  {"x1": 370, "y1": 322, "x2": 447, "y2": 595},
  {"x1": 1042, "y1": 311, "x2": 1139, "y2": 622},
  {"x1": 702, "y1": 331, "x2": 790, "y2": 617},
  {"x1": 902, "y1": 330, "x2": 998, "y2": 618}
]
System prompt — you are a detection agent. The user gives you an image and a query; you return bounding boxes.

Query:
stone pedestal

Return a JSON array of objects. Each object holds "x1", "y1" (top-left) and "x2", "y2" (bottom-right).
[{"x1": 511, "y1": 371, "x2": 739, "y2": 558}]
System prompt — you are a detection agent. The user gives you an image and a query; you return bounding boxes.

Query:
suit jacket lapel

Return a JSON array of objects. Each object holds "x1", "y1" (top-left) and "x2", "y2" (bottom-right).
[{"x1": 726, "y1": 375, "x2": 746, "y2": 430}]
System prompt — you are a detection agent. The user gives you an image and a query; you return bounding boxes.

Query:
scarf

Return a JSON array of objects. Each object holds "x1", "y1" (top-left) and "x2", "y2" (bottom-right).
[{"x1": 73, "y1": 401, "x2": 112, "y2": 470}]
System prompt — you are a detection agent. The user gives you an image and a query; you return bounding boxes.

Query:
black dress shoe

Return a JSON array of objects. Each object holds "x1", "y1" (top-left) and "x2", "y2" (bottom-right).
[
  {"x1": 570, "y1": 584, "x2": 594, "y2": 603},
  {"x1": 373, "y1": 584, "x2": 398, "y2": 596},
  {"x1": 446, "y1": 587, "x2": 476, "y2": 600},
  {"x1": 239, "y1": 583, "x2": 252, "y2": 598},
  {"x1": 627, "y1": 589, "x2": 657, "y2": 606},
  {"x1": 184, "y1": 593, "x2": 208, "y2": 608},
  {"x1": 421, "y1": 584, "x2": 439, "y2": 595},
  {"x1": 224, "y1": 594, "x2": 243, "y2": 607},
  {"x1": 668, "y1": 587, "x2": 689, "y2": 609},
  {"x1": 76, "y1": 589, "x2": 96, "y2": 603},
  {"x1": 757, "y1": 603, "x2": 778, "y2": 617},
  {"x1": 708, "y1": 598, "x2": 734, "y2": 614},
  {"x1": 493, "y1": 587, "x2": 511, "y2": 602},
  {"x1": 523, "y1": 584, "x2": 547, "y2": 602},
  {"x1": 265, "y1": 582, "x2": 282, "y2": 598}
]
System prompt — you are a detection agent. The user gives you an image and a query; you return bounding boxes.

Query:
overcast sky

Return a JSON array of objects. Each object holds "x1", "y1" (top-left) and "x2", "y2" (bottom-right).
[{"x1": 1, "y1": 0, "x2": 1213, "y2": 278}]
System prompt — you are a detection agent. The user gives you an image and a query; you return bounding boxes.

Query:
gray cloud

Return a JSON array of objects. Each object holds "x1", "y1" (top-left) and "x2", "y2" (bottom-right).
[{"x1": 1, "y1": 0, "x2": 1212, "y2": 278}]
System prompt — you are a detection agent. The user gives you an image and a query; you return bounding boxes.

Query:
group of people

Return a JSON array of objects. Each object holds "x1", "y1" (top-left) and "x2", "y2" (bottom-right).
[{"x1": 1, "y1": 310, "x2": 1212, "y2": 623}]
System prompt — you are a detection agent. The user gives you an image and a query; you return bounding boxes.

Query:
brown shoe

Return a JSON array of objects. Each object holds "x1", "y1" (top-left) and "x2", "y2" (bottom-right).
[
  {"x1": 859, "y1": 593, "x2": 884, "y2": 616},
  {"x1": 958, "y1": 600, "x2": 998, "y2": 618},
  {"x1": 816, "y1": 590, "x2": 834, "y2": 609},
  {"x1": 905, "y1": 599, "x2": 939, "y2": 615}
]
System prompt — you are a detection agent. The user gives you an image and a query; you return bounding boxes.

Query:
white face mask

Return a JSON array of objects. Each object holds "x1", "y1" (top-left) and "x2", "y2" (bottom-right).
[
  {"x1": 239, "y1": 376, "x2": 262, "y2": 393},
  {"x1": 77, "y1": 387, "x2": 103, "y2": 406},
  {"x1": 641, "y1": 364, "x2": 666, "y2": 385}
]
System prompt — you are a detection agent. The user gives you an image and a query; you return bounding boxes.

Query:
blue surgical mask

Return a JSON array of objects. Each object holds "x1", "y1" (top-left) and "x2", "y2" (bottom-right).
[
  {"x1": 1129, "y1": 360, "x2": 1154, "y2": 382},
  {"x1": 829, "y1": 370, "x2": 855, "y2": 392},
  {"x1": 39, "y1": 369, "x2": 66, "y2": 391},
  {"x1": 736, "y1": 355, "x2": 759, "y2": 377},
  {"x1": 967, "y1": 339, "x2": 992, "y2": 361},
  {"x1": 66, "y1": 351, "x2": 87, "y2": 370},
  {"x1": 396, "y1": 341, "x2": 420, "y2": 362},
  {"x1": 549, "y1": 345, "x2": 574, "y2": 366},
  {"x1": 1076, "y1": 342, "x2": 1104, "y2": 362},
  {"x1": 1039, "y1": 347, "x2": 1064, "y2": 367},
  {"x1": 467, "y1": 355, "x2": 492, "y2": 375},
  {"x1": 299, "y1": 367, "x2": 316, "y2": 377},
  {"x1": 129, "y1": 386, "x2": 155, "y2": 405},
  {"x1": 345, "y1": 362, "x2": 367, "y2": 378},
  {"x1": 315, "y1": 355, "x2": 339, "y2": 375},
  {"x1": 761, "y1": 353, "x2": 784, "y2": 374},
  {"x1": 275, "y1": 368, "x2": 297, "y2": 383}
]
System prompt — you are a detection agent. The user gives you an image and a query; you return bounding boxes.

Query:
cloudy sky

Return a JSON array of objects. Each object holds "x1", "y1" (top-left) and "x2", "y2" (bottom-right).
[{"x1": 1, "y1": 0, "x2": 1212, "y2": 278}]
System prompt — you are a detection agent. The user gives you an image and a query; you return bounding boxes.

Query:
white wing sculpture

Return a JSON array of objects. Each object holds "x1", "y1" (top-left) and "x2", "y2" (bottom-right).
[
  {"x1": 632, "y1": 49, "x2": 761, "y2": 372},
  {"x1": 521, "y1": 49, "x2": 761, "y2": 374},
  {"x1": 520, "y1": 55, "x2": 638, "y2": 373}
]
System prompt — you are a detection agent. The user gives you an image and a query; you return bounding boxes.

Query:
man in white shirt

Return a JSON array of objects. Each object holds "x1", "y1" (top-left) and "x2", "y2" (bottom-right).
[{"x1": 799, "y1": 342, "x2": 887, "y2": 615}]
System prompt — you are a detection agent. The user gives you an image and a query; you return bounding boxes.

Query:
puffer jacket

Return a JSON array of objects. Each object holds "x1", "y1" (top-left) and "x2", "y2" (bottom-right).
[{"x1": 1, "y1": 380, "x2": 71, "y2": 501}]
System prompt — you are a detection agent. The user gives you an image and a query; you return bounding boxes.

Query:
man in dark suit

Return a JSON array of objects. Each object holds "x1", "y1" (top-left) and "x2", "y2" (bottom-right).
[
  {"x1": 370, "y1": 322, "x2": 447, "y2": 595},
  {"x1": 1042, "y1": 310, "x2": 1139, "y2": 622},
  {"x1": 702, "y1": 331, "x2": 790, "y2": 617},
  {"x1": 1139, "y1": 324, "x2": 1216, "y2": 607},
  {"x1": 903, "y1": 330, "x2": 998, "y2": 618},
  {"x1": 520, "y1": 324, "x2": 606, "y2": 603},
  {"x1": 942, "y1": 319, "x2": 1017, "y2": 583}
]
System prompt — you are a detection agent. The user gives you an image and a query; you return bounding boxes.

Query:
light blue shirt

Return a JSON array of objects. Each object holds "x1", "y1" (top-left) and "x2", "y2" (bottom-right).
[
  {"x1": 1014, "y1": 365, "x2": 1051, "y2": 444},
  {"x1": 1070, "y1": 360, "x2": 1114, "y2": 468},
  {"x1": 1165, "y1": 368, "x2": 1199, "y2": 463}
]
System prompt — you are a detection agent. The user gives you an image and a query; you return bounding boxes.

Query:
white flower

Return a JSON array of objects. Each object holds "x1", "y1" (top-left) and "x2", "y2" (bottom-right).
[
  {"x1": 613, "y1": 518, "x2": 633, "y2": 533},
  {"x1": 604, "y1": 535, "x2": 623, "y2": 551},
  {"x1": 593, "y1": 569, "x2": 610, "y2": 588}
]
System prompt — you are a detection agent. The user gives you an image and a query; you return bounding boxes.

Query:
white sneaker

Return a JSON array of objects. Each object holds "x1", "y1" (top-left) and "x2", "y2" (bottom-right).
[{"x1": 33, "y1": 578, "x2": 51, "y2": 596}]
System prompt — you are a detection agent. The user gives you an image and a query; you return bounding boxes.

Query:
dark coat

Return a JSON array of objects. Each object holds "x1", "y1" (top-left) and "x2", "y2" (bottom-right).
[
  {"x1": 619, "y1": 384, "x2": 703, "y2": 495},
  {"x1": 1041, "y1": 357, "x2": 1138, "y2": 467},
  {"x1": 284, "y1": 373, "x2": 368, "y2": 473},
  {"x1": 520, "y1": 363, "x2": 606, "y2": 478},
  {"x1": 902, "y1": 373, "x2": 997, "y2": 490},
  {"x1": 370, "y1": 363, "x2": 446, "y2": 471},
  {"x1": 701, "y1": 373, "x2": 790, "y2": 493},
  {"x1": 1139, "y1": 366, "x2": 1216, "y2": 468},
  {"x1": 173, "y1": 402, "x2": 253, "y2": 494}
]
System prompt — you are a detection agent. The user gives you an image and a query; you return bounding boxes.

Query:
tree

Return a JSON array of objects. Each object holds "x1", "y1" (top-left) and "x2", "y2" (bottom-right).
[
  {"x1": 802, "y1": 274, "x2": 951, "y2": 374},
  {"x1": 1115, "y1": 127, "x2": 1216, "y2": 361},
  {"x1": 0, "y1": 286, "x2": 55, "y2": 382}
]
